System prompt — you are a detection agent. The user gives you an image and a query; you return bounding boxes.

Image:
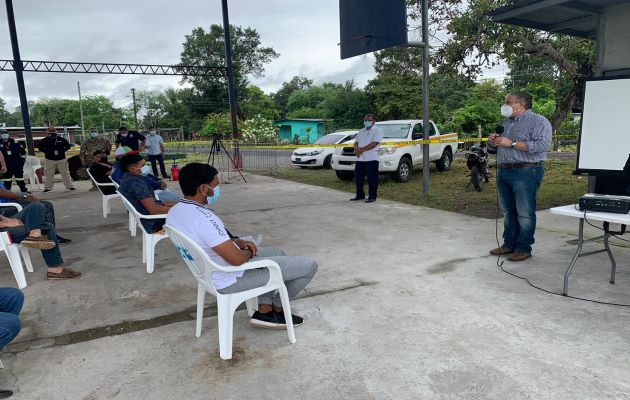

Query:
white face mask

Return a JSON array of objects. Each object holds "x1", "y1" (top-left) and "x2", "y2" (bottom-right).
[
  {"x1": 501, "y1": 104, "x2": 514, "y2": 118},
  {"x1": 90, "y1": 132, "x2": 98, "y2": 138},
  {"x1": 0, "y1": 134, "x2": 9, "y2": 140},
  {"x1": 140, "y1": 165, "x2": 151, "y2": 176}
]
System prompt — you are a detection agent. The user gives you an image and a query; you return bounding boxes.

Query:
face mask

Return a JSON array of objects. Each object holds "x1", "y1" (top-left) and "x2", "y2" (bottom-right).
[
  {"x1": 501, "y1": 104, "x2": 514, "y2": 118},
  {"x1": 0, "y1": 134, "x2": 8, "y2": 140},
  {"x1": 140, "y1": 165, "x2": 151, "y2": 176},
  {"x1": 363, "y1": 120, "x2": 373, "y2": 129},
  {"x1": 204, "y1": 185, "x2": 221, "y2": 205},
  {"x1": 120, "y1": 132, "x2": 127, "y2": 137},
  {"x1": 90, "y1": 132, "x2": 98, "y2": 138}
]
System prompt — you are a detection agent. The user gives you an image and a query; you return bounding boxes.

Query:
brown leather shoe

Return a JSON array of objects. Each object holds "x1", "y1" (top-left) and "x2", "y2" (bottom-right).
[
  {"x1": 489, "y1": 246, "x2": 513, "y2": 255},
  {"x1": 47, "y1": 267, "x2": 82, "y2": 280},
  {"x1": 508, "y1": 252, "x2": 532, "y2": 262}
]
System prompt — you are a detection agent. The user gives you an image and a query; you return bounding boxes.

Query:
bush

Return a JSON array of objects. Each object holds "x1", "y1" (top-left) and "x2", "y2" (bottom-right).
[{"x1": 242, "y1": 114, "x2": 277, "y2": 143}]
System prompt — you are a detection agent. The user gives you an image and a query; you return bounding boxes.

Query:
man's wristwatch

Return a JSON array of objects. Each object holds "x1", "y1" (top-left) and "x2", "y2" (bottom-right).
[{"x1": 511, "y1": 141, "x2": 517, "y2": 148}]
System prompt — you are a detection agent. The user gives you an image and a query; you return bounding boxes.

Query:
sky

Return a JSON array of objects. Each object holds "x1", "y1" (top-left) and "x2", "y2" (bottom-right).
[{"x1": 0, "y1": 0, "x2": 506, "y2": 110}]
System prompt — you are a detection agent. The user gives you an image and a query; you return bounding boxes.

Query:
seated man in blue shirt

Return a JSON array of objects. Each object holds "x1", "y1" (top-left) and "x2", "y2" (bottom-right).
[
  {"x1": 112, "y1": 146, "x2": 179, "y2": 203},
  {"x1": 0, "y1": 287, "x2": 24, "y2": 397},
  {"x1": 117, "y1": 154, "x2": 176, "y2": 233}
]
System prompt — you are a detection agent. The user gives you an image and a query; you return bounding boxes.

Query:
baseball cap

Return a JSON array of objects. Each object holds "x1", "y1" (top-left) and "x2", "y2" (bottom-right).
[{"x1": 114, "y1": 146, "x2": 137, "y2": 157}]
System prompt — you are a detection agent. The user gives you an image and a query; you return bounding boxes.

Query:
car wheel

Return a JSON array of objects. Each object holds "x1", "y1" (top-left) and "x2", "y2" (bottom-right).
[
  {"x1": 323, "y1": 154, "x2": 333, "y2": 169},
  {"x1": 392, "y1": 157, "x2": 412, "y2": 182},
  {"x1": 471, "y1": 165, "x2": 484, "y2": 192},
  {"x1": 335, "y1": 170, "x2": 354, "y2": 181},
  {"x1": 435, "y1": 149, "x2": 452, "y2": 172}
]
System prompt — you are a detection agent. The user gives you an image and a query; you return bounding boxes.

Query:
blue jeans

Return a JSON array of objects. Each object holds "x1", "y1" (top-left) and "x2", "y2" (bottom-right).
[
  {"x1": 5, "y1": 202, "x2": 64, "y2": 268},
  {"x1": 497, "y1": 165, "x2": 544, "y2": 253},
  {"x1": 355, "y1": 161, "x2": 379, "y2": 200},
  {"x1": 0, "y1": 288, "x2": 24, "y2": 350}
]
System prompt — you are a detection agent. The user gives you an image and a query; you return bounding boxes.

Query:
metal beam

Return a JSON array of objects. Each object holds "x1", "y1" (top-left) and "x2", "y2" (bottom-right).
[
  {"x1": 549, "y1": 14, "x2": 598, "y2": 31},
  {"x1": 501, "y1": 17, "x2": 592, "y2": 37},
  {"x1": 557, "y1": 1, "x2": 604, "y2": 14},
  {"x1": 0, "y1": 60, "x2": 225, "y2": 76},
  {"x1": 491, "y1": 0, "x2": 574, "y2": 21}
]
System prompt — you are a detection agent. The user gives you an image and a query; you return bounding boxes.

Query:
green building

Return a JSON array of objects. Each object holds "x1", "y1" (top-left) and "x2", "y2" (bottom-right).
[{"x1": 275, "y1": 119, "x2": 325, "y2": 144}]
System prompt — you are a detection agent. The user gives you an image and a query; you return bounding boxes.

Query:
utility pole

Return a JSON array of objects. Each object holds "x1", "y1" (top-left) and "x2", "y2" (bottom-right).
[
  {"x1": 221, "y1": 0, "x2": 238, "y2": 139},
  {"x1": 77, "y1": 81, "x2": 85, "y2": 141},
  {"x1": 421, "y1": 0, "x2": 430, "y2": 195},
  {"x1": 5, "y1": 0, "x2": 35, "y2": 155},
  {"x1": 131, "y1": 88, "x2": 138, "y2": 129}
]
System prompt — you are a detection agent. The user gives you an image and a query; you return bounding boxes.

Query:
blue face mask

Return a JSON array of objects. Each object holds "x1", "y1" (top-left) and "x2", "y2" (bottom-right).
[
  {"x1": 363, "y1": 120, "x2": 373, "y2": 129},
  {"x1": 204, "y1": 185, "x2": 221, "y2": 205},
  {"x1": 140, "y1": 165, "x2": 151, "y2": 176}
]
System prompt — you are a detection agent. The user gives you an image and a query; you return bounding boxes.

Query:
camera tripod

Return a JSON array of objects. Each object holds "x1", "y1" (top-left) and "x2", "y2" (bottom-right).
[{"x1": 207, "y1": 134, "x2": 246, "y2": 182}]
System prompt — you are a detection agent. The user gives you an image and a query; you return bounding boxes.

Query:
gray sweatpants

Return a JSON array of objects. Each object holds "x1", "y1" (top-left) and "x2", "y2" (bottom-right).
[{"x1": 217, "y1": 247, "x2": 318, "y2": 307}]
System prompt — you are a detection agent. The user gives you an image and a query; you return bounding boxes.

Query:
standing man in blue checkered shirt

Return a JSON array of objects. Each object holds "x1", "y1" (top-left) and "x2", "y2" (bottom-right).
[{"x1": 488, "y1": 92, "x2": 552, "y2": 262}]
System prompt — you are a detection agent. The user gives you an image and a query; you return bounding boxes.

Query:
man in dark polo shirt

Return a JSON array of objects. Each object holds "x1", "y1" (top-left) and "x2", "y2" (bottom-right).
[
  {"x1": 116, "y1": 126, "x2": 145, "y2": 152},
  {"x1": 488, "y1": 92, "x2": 552, "y2": 262},
  {"x1": 37, "y1": 127, "x2": 75, "y2": 192}
]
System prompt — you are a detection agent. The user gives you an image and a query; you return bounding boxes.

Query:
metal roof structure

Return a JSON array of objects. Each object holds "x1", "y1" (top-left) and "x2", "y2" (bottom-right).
[{"x1": 488, "y1": 0, "x2": 630, "y2": 39}]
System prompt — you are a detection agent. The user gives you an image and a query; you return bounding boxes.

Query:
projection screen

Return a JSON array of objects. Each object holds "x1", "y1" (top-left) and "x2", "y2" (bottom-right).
[{"x1": 576, "y1": 76, "x2": 630, "y2": 174}]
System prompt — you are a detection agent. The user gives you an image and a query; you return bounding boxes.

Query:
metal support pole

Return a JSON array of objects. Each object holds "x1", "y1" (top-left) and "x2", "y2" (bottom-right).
[
  {"x1": 131, "y1": 88, "x2": 138, "y2": 129},
  {"x1": 77, "y1": 81, "x2": 85, "y2": 141},
  {"x1": 5, "y1": 0, "x2": 34, "y2": 155},
  {"x1": 421, "y1": 0, "x2": 430, "y2": 195},
  {"x1": 221, "y1": 0, "x2": 239, "y2": 140}
]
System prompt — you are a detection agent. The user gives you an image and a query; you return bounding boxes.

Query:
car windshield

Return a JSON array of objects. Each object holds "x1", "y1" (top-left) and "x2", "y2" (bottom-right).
[
  {"x1": 377, "y1": 124, "x2": 411, "y2": 139},
  {"x1": 315, "y1": 135, "x2": 345, "y2": 144}
]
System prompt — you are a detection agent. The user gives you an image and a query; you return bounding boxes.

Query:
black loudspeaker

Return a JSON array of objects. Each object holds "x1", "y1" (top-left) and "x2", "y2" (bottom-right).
[{"x1": 339, "y1": 0, "x2": 408, "y2": 59}]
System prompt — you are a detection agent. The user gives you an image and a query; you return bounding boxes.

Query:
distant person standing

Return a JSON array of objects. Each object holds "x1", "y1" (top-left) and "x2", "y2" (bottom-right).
[
  {"x1": 0, "y1": 129, "x2": 28, "y2": 193},
  {"x1": 38, "y1": 127, "x2": 75, "y2": 192},
  {"x1": 351, "y1": 114, "x2": 383, "y2": 203},
  {"x1": 144, "y1": 127, "x2": 169, "y2": 179},
  {"x1": 117, "y1": 126, "x2": 145, "y2": 152}
]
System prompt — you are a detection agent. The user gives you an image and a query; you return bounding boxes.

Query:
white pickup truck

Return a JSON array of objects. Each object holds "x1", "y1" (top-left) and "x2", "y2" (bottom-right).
[{"x1": 331, "y1": 119, "x2": 458, "y2": 182}]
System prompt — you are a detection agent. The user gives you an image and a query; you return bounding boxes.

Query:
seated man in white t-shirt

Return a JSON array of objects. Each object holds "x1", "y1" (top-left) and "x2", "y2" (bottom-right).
[{"x1": 166, "y1": 163, "x2": 318, "y2": 329}]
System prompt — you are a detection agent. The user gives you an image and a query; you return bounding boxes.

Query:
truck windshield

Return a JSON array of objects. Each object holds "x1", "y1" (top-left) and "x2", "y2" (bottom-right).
[
  {"x1": 377, "y1": 124, "x2": 411, "y2": 139},
  {"x1": 315, "y1": 134, "x2": 345, "y2": 144}
]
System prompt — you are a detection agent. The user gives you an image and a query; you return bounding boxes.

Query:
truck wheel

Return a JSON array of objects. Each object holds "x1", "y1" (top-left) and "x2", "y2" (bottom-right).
[
  {"x1": 392, "y1": 157, "x2": 412, "y2": 182},
  {"x1": 335, "y1": 170, "x2": 354, "y2": 181},
  {"x1": 471, "y1": 165, "x2": 484, "y2": 192},
  {"x1": 323, "y1": 154, "x2": 333, "y2": 169},
  {"x1": 435, "y1": 149, "x2": 452, "y2": 172}
]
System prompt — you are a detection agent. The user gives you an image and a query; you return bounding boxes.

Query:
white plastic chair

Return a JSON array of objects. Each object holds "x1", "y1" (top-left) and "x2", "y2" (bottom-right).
[
  {"x1": 117, "y1": 192, "x2": 168, "y2": 273},
  {"x1": 23, "y1": 156, "x2": 43, "y2": 191},
  {"x1": 109, "y1": 177, "x2": 136, "y2": 236},
  {"x1": 163, "y1": 224, "x2": 296, "y2": 360},
  {"x1": 0, "y1": 203, "x2": 34, "y2": 289},
  {"x1": 87, "y1": 169, "x2": 120, "y2": 218}
]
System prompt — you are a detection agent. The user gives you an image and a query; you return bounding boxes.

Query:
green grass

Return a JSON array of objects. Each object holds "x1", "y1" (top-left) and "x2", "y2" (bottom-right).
[{"x1": 258, "y1": 159, "x2": 588, "y2": 219}]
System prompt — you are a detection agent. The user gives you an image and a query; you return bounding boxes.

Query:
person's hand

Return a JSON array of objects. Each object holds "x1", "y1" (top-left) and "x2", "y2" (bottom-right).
[
  {"x1": 235, "y1": 239, "x2": 257, "y2": 256},
  {"x1": 0, "y1": 165, "x2": 6, "y2": 174},
  {"x1": 0, "y1": 215, "x2": 22, "y2": 228},
  {"x1": 160, "y1": 181, "x2": 167, "y2": 189},
  {"x1": 488, "y1": 133, "x2": 499, "y2": 144},
  {"x1": 493, "y1": 136, "x2": 513, "y2": 148},
  {"x1": 355, "y1": 148, "x2": 363, "y2": 157},
  {"x1": 26, "y1": 194, "x2": 38, "y2": 202}
]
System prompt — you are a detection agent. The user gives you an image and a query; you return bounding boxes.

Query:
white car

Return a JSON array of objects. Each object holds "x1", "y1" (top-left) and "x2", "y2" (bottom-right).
[{"x1": 291, "y1": 131, "x2": 357, "y2": 169}]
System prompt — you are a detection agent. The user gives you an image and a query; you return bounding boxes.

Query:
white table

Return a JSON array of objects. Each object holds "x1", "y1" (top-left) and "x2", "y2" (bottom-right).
[{"x1": 549, "y1": 205, "x2": 630, "y2": 295}]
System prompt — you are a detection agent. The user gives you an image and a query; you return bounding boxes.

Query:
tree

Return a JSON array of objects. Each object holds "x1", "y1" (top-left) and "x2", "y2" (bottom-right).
[
  {"x1": 271, "y1": 76, "x2": 313, "y2": 119},
  {"x1": 240, "y1": 85, "x2": 279, "y2": 121},
  {"x1": 446, "y1": 80, "x2": 506, "y2": 135},
  {"x1": 411, "y1": 0, "x2": 595, "y2": 131},
  {"x1": 200, "y1": 113, "x2": 234, "y2": 137},
  {"x1": 179, "y1": 24, "x2": 279, "y2": 118}
]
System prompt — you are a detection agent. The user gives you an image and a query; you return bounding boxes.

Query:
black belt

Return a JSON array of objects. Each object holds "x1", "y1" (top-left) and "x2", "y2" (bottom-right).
[{"x1": 499, "y1": 162, "x2": 542, "y2": 169}]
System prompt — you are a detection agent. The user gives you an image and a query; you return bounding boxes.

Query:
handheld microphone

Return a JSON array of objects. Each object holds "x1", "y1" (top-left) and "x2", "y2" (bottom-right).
[{"x1": 495, "y1": 125, "x2": 505, "y2": 135}]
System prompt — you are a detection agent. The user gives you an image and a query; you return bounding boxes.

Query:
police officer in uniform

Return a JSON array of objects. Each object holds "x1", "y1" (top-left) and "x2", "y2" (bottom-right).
[{"x1": 0, "y1": 129, "x2": 28, "y2": 193}]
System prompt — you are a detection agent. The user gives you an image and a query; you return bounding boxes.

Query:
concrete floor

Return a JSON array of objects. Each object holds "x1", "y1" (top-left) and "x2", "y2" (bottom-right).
[{"x1": 1, "y1": 174, "x2": 629, "y2": 399}]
